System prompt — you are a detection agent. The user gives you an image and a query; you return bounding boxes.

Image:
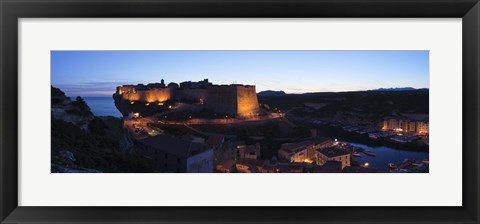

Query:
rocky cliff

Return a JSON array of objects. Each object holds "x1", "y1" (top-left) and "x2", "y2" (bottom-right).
[{"x1": 51, "y1": 86, "x2": 94, "y2": 129}]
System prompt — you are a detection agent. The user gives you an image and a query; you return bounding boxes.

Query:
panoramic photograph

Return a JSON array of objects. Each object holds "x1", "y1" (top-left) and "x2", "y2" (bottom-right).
[{"x1": 51, "y1": 50, "x2": 429, "y2": 173}]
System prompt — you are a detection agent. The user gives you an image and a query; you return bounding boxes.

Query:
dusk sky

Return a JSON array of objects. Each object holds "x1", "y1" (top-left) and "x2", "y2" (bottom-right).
[{"x1": 51, "y1": 51, "x2": 429, "y2": 97}]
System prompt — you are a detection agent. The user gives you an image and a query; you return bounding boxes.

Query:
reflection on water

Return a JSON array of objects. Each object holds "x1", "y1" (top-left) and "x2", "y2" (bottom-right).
[{"x1": 349, "y1": 142, "x2": 429, "y2": 172}]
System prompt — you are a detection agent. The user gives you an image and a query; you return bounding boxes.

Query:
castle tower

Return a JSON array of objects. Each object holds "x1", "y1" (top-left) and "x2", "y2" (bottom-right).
[{"x1": 205, "y1": 84, "x2": 259, "y2": 118}]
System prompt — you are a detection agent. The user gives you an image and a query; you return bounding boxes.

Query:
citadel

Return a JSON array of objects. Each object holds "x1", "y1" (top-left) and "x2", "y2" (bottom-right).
[{"x1": 113, "y1": 79, "x2": 260, "y2": 118}]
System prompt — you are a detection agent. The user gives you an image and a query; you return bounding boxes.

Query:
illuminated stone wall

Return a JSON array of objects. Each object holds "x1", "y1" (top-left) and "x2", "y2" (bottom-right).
[
  {"x1": 236, "y1": 85, "x2": 260, "y2": 118},
  {"x1": 116, "y1": 86, "x2": 135, "y2": 95},
  {"x1": 115, "y1": 83, "x2": 259, "y2": 118},
  {"x1": 175, "y1": 89, "x2": 207, "y2": 102},
  {"x1": 205, "y1": 85, "x2": 237, "y2": 115},
  {"x1": 120, "y1": 88, "x2": 172, "y2": 103},
  {"x1": 205, "y1": 85, "x2": 259, "y2": 118}
]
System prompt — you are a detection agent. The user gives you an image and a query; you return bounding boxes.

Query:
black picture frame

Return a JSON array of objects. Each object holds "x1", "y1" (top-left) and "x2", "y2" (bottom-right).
[{"x1": 1, "y1": 0, "x2": 479, "y2": 223}]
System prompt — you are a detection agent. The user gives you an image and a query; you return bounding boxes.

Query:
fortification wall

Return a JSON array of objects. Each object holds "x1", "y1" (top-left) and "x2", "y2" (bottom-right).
[
  {"x1": 175, "y1": 89, "x2": 207, "y2": 102},
  {"x1": 236, "y1": 85, "x2": 260, "y2": 118},
  {"x1": 116, "y1": 86, "x2": 135, "y2": 95},
  {"x1": 205, "y1": 85, "x2": 259, "y2": 117},
  {"x1": 120, "y1": 88, "x2": 172, "y2": 103},
  {"x1": 205, "y1": 85, "x2": 237, "y2": 116},
  {"x1": 115, "y1": 83, "x2": 260, "y2": 118}
]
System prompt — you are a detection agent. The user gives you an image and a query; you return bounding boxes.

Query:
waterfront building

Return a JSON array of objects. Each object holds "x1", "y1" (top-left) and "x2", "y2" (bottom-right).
[
  {"x1": 278, "y1": 140, "x2": 314, "y2": 163},
  {"x1": 278, "y1": 137, "x2": 333, "y2": 163},
  {"x1": 312, "y1": 136, "x2": 334, "y2": 151},
  {"x1": 316, "y1": 147, "x2": 351, "y2": 170},
  {"x1": 382, "y1": 116, "x2": 429, "y2": 135}
]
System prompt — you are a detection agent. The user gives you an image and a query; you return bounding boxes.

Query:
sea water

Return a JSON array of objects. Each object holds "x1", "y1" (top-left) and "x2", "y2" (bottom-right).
[
  {"x1": 349, "y1": 143, "x2": 429, "y2": 172},
  {"x1": 83, "y1": 97, "x2": 122, "y2": 117}
]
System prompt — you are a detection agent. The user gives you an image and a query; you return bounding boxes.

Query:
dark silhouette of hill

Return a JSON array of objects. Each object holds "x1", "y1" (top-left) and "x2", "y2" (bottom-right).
[
  {"x1": 258, "y1": 89, "x2": 429, "y2": 119},
  {"x1": 370, "y1": 87, "x2": 428, "y2": 91},
  {"x1": 257, "y1": 90, "x2": 287, "y2": 97}
]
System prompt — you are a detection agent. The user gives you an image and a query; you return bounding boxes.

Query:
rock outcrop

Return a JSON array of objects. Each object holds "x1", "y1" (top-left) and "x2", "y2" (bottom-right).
[{"x1": 51, "y1": 86, "x2": 94, "y2": 127}]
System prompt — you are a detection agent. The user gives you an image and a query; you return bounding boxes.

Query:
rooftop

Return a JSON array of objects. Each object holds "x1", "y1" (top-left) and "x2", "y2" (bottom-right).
[
  {"x1": 312, "y1": 161, "x2": 342, "y2": 173},
  {"x1": 236, "y1": 158, "x2": 265, "y2": 167},
  {"x1": 313, "y1": 136, "x2": 332, "y2": 145},
  {"x1": 206, "y1": 135, "x2": 225, "y2": 147},
  {"x1": 139, "y1": 135, "x2": 211, "y2": 158},
  {"x1": 244, "y1": 143, "x2": 260, "y2": 153},
  {"x1": 280, "y1": 141, "x2": 313, "y2": 154},
  {"x1": 216, "y1": 159, "x2": 236, "y2": 170},
  {"x1": 384, "y1": 115, "x2": 429, "y2": 123},
  {"x1": 225, "y1": 140, "x2": 246, "y2": 148},
  {"x1": 317, "y1": 147, "x2": 351, "y2": 158},
  {"x1": 276, "y1": 163, "x2": 304, "y2": 173},
  {"x1": 236, "y1": 159, "x2": 265, "y2": 172}
]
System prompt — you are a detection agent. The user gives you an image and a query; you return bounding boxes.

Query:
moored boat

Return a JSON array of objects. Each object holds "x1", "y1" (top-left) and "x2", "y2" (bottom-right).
[
  {"x1": 363, "y1": 150, "x2": 376, "y2": 157},
  {"x1": 411, "y1": 162, "x2": 422, "y2": 167},
  {"x1": 388, "y1": 163, "x2": 397, "y2": 169},
  {"x1": 352, "y1": 152, "x2": 362, "y2": 157}
]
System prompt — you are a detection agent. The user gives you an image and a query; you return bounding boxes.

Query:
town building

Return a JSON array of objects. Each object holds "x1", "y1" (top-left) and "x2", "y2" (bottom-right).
[
  {"x1": 278, "y1": 137, "x2": 334, "y2": 163},
  {"x1": 316, "y1": 147, "x2": 351, "y2": 170},
  {"x1": 219, "y1": 140, "x2": 261, "y2": 161},
  {"x1": 278, "y1": 140, "x2": 314, "y2": 163},
  {"x1": 382, "y1": 116, "x2": 429, "y2": 135},
  {"x1": 218, "y1": 140, "x2": 245, "y2": 160},
  {"x1": 215, "y1": 159, "x2": 236, "y2": 173},
  {"x1": 310, "y1": 161, "x2": 343, "y2": 173},
  {"x1": 238, "y1": 143, "x2": 261, "y2": 160},
  {"x1": 313, "y1": 136, "x2": 334, "y2": 149},
  {"x1": 137, "y1": 135, "x2": 214, "y2": 173},
  {"x1": 206, "y1": 135, "x2": 225, "y2": 151},
  {"x1": 235, "y1": 159, "x2": 265, "y2": 173},
  {"x1": 274, "y1": 163, "x2": 304, "y2": 173}
]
